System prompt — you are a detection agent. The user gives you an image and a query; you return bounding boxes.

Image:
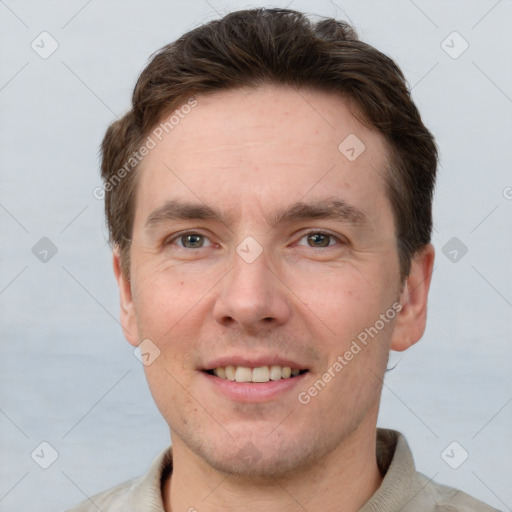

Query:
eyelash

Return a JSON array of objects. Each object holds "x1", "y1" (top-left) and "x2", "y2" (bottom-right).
[
  {"x1": 166, "y1": 231, "x2": 214, "y2": 248},
  {"x1": 296, "y1": 230, "x2": 345, "y2": 248},
  {"x1": 165, "y1": 230, "x2": 345, "y2": 249}
]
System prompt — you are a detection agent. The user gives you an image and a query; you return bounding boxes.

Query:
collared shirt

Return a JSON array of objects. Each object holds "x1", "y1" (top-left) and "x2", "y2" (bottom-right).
[{"x1": 66, "y1": 429, "x2": 499, "y2": 511}]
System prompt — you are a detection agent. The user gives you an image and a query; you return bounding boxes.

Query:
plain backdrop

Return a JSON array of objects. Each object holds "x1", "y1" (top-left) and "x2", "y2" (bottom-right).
[{"x1": 1, "y1": 1, "x2": 511, "y2": 511}]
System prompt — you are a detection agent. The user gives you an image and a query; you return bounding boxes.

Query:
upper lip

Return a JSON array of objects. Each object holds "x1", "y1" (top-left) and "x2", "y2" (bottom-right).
[{"x1": 202, "y1": 355, "x2": 308, "y2": 370}]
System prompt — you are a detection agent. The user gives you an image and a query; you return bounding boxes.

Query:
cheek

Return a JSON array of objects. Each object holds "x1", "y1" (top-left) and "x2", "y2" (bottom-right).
[
  {"x1": 285, "y1": 263, "x2": 390, "y2": 346},
  {"x1": 142, "y1": 357, "x2": 191, "y2": 426},
  {"x1": 130, "y1": 261, "x2": 227, "y2": 377},
  {"x1": 131, "y1": 258, "x2": 219, "y2": 329}
]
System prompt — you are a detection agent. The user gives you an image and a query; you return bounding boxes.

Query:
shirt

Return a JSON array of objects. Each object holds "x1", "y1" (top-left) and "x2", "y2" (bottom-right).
[{"x1": 65, "y1": 428, "x2": 499, "y2": 511}]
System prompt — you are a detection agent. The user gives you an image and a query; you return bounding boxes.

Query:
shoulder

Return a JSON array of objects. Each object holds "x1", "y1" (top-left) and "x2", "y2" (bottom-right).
[
  {"x1": 414, "y1": 472, "x2": 502, "y2": 512},
  {"x1": 64, "y1": 478, "x2": 139, "y2": 511},
  {"x1": 368, "y1": 429, "x2": 501, "y2": 512},
  {"x1": 64, "y1": 446, "x2": 173, "y2": 512}
]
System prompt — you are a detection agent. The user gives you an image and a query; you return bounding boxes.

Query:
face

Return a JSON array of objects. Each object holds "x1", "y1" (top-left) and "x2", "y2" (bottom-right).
[{"x1": 114, "y1": 85, "x2": 432, "y2": 477}]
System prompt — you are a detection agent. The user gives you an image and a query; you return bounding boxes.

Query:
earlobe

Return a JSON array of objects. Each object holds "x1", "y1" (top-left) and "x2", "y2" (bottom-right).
[
  {"x1": 112, "y1": 246, "x2": 140, "y2": 347},
  {"x1": 390, "y1": 244, "x2": 435, "y2": 352}
]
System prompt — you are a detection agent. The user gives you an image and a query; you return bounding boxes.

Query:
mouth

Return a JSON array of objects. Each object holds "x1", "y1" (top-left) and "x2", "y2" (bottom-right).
[{"x1": 203, "y1": 365, "x2": 309, "y2": 383}]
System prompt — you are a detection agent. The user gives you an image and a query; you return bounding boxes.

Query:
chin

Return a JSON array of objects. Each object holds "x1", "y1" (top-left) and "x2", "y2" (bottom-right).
[
  {"x1": 177, "y1": 420, "x2": 336, "y2": 480},
  {"x1": 203, "y1": 441, "x2": 319, "y2": 479}
]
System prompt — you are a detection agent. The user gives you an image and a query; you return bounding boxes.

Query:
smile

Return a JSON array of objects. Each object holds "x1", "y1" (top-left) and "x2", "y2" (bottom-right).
[{"x1": 205, "y1": 365, "x2": 309, "y2": 383}]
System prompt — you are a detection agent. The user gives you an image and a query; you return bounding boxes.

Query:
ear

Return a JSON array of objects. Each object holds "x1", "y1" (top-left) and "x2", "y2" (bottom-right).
[
  {"x1": 112, "y1": 246, "x2": 140, "y2": 347},
  {"x1": 391, "y1": 244, "x2": 435, "y2": 352}
]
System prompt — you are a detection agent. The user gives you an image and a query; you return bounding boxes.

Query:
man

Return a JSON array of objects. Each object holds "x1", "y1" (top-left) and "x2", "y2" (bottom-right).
[{"x1": 68, "y1": 8, "x2": 498, "y2": 512}]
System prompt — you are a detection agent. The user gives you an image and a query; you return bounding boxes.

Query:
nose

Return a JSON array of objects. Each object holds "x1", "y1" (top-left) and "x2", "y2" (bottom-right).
[{"x1": 213, "y1": 248, "x2": 292, "y2": 331}]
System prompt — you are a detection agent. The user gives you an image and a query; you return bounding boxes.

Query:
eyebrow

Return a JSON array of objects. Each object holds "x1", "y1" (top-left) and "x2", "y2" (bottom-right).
[
  {"x1": 145, "y1": 200, "x2": 224, "y2": 229},
  {"x1": 267, "y1": 198, "x2": 367, "y2": 228},
  {"x1": 144, "y1": 198, "x2": 367, "y2": 230}
]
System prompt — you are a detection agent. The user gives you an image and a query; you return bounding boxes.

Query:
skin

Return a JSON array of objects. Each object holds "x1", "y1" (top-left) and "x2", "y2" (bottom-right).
[{"x1": 113, "y1": 85, "x2": 435, "y2": 512}]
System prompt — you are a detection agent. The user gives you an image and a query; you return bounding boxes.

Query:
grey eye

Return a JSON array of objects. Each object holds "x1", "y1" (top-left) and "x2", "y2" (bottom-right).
[{"x1": 178, "y1": 233, "x2": 207, "y2": 248}]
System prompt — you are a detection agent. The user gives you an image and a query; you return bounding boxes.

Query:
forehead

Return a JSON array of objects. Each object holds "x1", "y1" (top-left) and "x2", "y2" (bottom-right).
[{"x1": 134, "y1": 85, "x2": 392, "y2": 229}]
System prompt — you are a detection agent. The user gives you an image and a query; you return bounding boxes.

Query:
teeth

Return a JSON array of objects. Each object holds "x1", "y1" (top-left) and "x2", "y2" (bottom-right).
[
  {"x1": 269, "y1": 365, "x2": 282, "y2": 381},
  {"x1": 252, "y1": 366, "x2": 270, "y2": 382},
  {"x1": 225, "y1": 365, "x2": 236, "y2": 381},
  {"x1": 210, "y1": 365, "x2": 304, "y2": 383},
  {"x1": 235, "y1": 366, "x2": 252, "y2": 382},
  {"x1": 213, "y1": 367, "x2": 226, "y2": 379}
]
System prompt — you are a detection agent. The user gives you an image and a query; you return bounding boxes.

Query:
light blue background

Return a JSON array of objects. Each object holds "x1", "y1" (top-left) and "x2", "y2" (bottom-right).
[{"x1": 1, "y1": 1, "x2": 511, "y2": 510}]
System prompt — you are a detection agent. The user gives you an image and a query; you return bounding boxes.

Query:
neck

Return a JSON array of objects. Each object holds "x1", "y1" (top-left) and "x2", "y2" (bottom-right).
[{"x1": 163, "y1": 421, "x2": 383, "y2": 512}]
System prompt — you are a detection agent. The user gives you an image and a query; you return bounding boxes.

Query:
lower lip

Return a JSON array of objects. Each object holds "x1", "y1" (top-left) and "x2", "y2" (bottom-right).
[{"x1": 201, "y1": 371, "x2": 309, "y2": 402}]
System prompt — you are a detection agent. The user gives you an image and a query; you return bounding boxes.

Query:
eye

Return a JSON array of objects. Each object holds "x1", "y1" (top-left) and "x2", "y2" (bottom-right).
[
  {"x1": 169, "y1": 232, "x2": 213, "y2": 249},
  {"x1": 297, "y1": 232, "x2": 341, "y2": 248}
]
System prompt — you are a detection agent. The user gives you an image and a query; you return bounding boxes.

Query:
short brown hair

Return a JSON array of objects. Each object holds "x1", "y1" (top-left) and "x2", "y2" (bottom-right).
[{"x1": 101, "y1": 8, "x2": 437, "y2": 280}]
